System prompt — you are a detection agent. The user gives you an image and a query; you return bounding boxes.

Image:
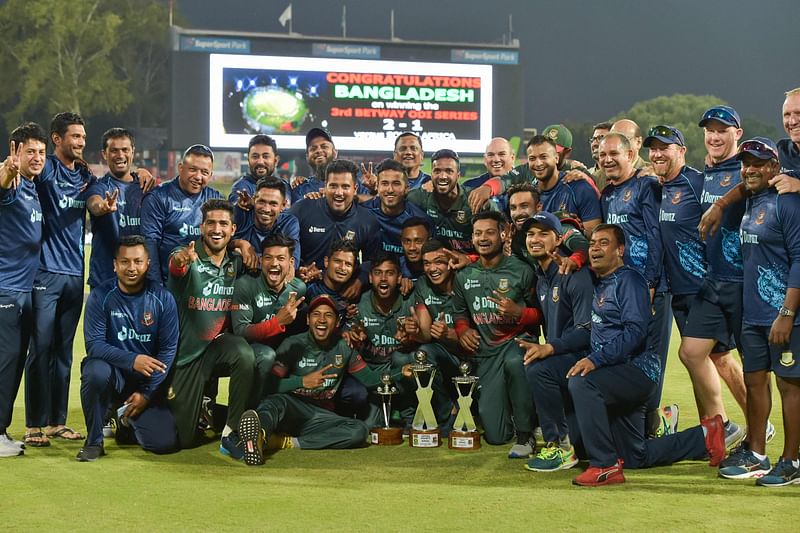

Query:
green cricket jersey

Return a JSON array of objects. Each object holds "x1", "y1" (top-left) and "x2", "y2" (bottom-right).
[
  {"x1": 407, "y1": 185, "x2": 476, "y2": 254},
  {"x1": 452, "y1": 254, "x2": 536, "y2": 354},
  {"x1": 412, "y1": 276, "x2": 456, "y2": 327},
  {"x1": 354, "y1": 290, "x2": 414, "y2": 366},
  {"x1": 273, "y1": 332, "x2": 381, "y2": 405},
  {"x1": 231, "y1": 274, "x2": 307, "y2": 343},
  {"x1": 167, "y1": 239, "x2": 243, "y2": 366}
]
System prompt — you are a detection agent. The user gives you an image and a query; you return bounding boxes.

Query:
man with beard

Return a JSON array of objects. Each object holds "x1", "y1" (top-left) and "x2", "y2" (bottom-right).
[
  {"x1": 647, "y1": 125, "x2": 746, "y2": 439},
  {"x1": 393, "y1": 132, "x2": 430, "y2": 190},
  {"x1": 289, "y1": 159, "x2": 380, "y2": 300},
  {"x1": 452, "y1": 211, "x2": 538, "y2": 456},
  {"x1": 362, "y1": 158, "x2": 431, "y2": 255},
  {"x1": 567, "y1": 224, "x2": 725, "y2": 487},
  {"x1": 229, "y1": 134, "x2": 290, "y2": 209},
  {"x1": 141, "y1": 144, "x2": 222, "y2": 284},
  {"x1": 232, "y1": 177, "x2": 300, "y2": 266},
  {"x1": 718, "y1": 138, "x2": 800, "y2": 487},
  {"x1": 231, "y1": 233, "x2": 306, "y2": 398},
  {"x1": 86, "y1": 128, "x2": 155, "y2": 290},
  {"x1": 588, "y1": 121, "x2": 612, "y2": 190},
  {"x1": 167, "y1": 199, "x2": 256, "y2": 451},
  {"x1": 236, "y1": 295, "x2": 399, "y2": 465},
  {"x1": 408, "y1": 149, "x2": 477, "y2": 255},
  {"x1": 0, "y1": 122, "x2": 46, "y2": 456},
  {"x1": 399, "y1": 218, "x2": 430, "y2": 281},
  {"x1": 305, "y1": 239, "x2": 360, "y2": 323},
  {"x1": 78, "y1": 236, "x2": 179, "y2": 461}
]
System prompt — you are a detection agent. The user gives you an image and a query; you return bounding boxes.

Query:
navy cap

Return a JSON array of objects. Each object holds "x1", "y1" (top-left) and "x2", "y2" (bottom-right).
[
  {"x1": 305, "y1": 127, "x2": 333, "y2": 148},
  {"x1": 699, "y1": 105, "x2": 741, "y2": 128},
  {"x1": 521, "y1": 211, "x2": 562, "y2": 236},
  {"x1": 643, "y1": 125, "x2": 685, "y2": 148},
  {"x1": 736, "y1": 137, "x2": 779, "y2": 161}
]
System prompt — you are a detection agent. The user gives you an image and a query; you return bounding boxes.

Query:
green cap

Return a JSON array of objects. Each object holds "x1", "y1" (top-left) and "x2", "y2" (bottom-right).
[{"x1": 543, "y1": 124, "x2": 573, "y2": 151}]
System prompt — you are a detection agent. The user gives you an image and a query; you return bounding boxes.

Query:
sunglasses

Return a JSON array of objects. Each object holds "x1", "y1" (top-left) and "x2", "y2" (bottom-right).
[
  {"x1": 183, "y1": 143, "x2": 214, "y2": 161},
  {"x1": 738, "y1": 140, "x2": 779, "y2": 160},
  {"x1": 647, "y1": 125, "x2": 684, "y2": 145},
  {"x1": 589, "y1": 134, "x2": 606, "y2": 143},
  {"x1": 701, "y1": 108, "x2": 740, "y2": 127}
]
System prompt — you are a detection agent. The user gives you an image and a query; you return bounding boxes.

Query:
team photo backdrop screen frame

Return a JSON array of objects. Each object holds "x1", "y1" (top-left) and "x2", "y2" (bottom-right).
[{"x1": 208, "y1": 54, "x2": 493, "y2": 153}]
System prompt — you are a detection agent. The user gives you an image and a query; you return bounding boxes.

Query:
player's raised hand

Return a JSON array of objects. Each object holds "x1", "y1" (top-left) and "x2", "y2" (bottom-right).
[
  {"x1": 430, "y1": 311, "x2": 448, "y2": 340},
  {"x1": 100, "y1": 189, "x2": 119, "y2": 214},
  {"x1": 458, "y1": 327, "x2": 480, "y2": 353},
  {"x1": 276, "y1": 292, "x2": 305, "y2": 326},
  {"x1": 0, "y1": 141, "x2": 21, "y2": 188},
  {"x1": 172, "y1": 241, "x2": 199, "y2": 268},
  {"x1": 487, "y1": 290, "x2": 523, "y2": 320},
  {"x1": 549, "y1": 251, "x2": 578, "y2": 275},
  {"x1": 297, "y1": 263, "x2": 322, "y2": 283},
  {"x1": 399, "y1": 276, "x2": 414, "y2": 296},
  {"x1": 133, "y1": 354, "x2": 167, "y2": 377},
  {"x1": 360, "y1": 162, "x2": 377, "y2": 193},
  {"x1": 403, "y1": 306, "x2": 421, "y2": 336},
  {"x1": 442, "y1": 248, "x2": 470, "y2": 270},
  {"x1": 236, "y1": 189, "x2": 254, "y2": 211},
  {"x1": 343, "y1": 318, "x2": 366, "y2": 348},
  {"x1": 302, "y1": 364, "x2": 338, "y2": 389}
]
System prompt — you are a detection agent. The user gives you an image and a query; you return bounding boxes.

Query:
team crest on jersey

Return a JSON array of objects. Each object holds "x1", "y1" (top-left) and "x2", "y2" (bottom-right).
[
  {"x1": 755, "y1": 210, "x2": 766, "y2": 225},
  {"x1": 497, "y1": 278, "x2": 510, "y2": 294},
  {"x1": 671, "y1": 191, "x2": 682, "y2": 204},
  {"x1": 596, "y1": 295, "x2": 605, "y2": 307},
  {"x1": 456, "y1": 210, "x2": 467, "y2": 224},
  {"x1": 720, "y1": 174, "x2": 732, "y2": 187},
  {"x1": 334, "y1": 354, "x2": 344, "y2": 368},
  {"x1": 344, "y1": 230, "x2": 356, "y2": 241},
  {"x1": 623, "y1": 189, "x2": 633, "y2": 202},
  {"x1": 552, "y1": 286, "x2": 560, "y2": 303},
  {"x1": 559, "y1": 201, "x2": 567, "y2": 211},
  {"x1": 780, "y1": 351, "x2": 796, "y2": 367},
  {"x1": 142, "y1": 311, "x2": 154, "y2": 327}
]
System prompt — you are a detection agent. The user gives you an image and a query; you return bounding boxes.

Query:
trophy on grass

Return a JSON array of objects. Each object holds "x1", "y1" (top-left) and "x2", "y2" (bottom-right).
[
  {"x1": 449, "y1": 362, "x2": 481, "y2": 450},
  {"x1": 409, "y1": 350, "x2": 440, "y2": 447},
  {"x1": 370, "y1": 373, "x2": 404, "y2": 445}
]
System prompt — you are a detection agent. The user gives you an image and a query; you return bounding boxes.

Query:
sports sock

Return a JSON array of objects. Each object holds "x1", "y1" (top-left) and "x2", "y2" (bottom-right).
[{"x1": 752, "y1": 451, "x2": 767, "y2": 461}]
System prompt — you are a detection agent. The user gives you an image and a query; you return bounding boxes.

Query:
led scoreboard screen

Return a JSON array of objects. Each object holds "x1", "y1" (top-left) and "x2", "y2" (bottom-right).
[{"x1": 209, "y1": 54, "x2": 493, "y2": 152}]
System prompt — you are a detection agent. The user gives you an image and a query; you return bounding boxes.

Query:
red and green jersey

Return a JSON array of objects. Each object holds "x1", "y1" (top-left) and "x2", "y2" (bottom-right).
[
  {"x1": 353, "y1": 291, "x2": 414, "y2": 366},
  {"x1": 407, "y1": 185, "x2": 476, "y2": 254},
  {"x1": 231, "y1": 274, "x2": 307, "y2": 346},
  {"x1": 412, "y1": 276, "x2": 456, "y2": 327},
  {"x1": 167, "y1": 239, "x2": 243, "y2": 366}
]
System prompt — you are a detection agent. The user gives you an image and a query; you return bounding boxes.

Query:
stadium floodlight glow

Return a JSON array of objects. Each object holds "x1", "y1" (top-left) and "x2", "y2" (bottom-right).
[{"x1": 209, "y1": 53, "x2": 493, "y2": 153}]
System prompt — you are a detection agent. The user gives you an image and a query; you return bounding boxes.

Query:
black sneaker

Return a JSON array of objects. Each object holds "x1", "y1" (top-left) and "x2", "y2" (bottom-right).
[
  {"x1": 238, "y1": 410, "x2": 266, "y2": 466},
  {"x1": 76, "y1": 441, "x2": 105, "y2": 462},
  {"x1": 220, "y1": 432, "x2": 245, "y2": 461}
]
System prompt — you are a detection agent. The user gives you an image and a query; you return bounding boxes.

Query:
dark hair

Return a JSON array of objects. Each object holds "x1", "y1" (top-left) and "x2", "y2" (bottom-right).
[
  {"x1": 328, "y1": 238, "x2": 359, "y2": 259},
  {"x1": 375, "y1": 158, "x2": 407, "y2": 179},
  {"x1": 370, "y1": 251, "x2": 401, "y2": 272},
  {"x1": 507, "y1": 183, "x2": 540, "y2": 204},
  {"x1": 526, "y1": 134, "x2": 557, "y2": 152},
  {"x1": 101, "y1": 127, "x2": 135, "y2": 151},
  {"x1": 592, "y1": 223, "x2": 626, "y2": 246},
  {"x1": 401, "y1": 216, "x2": 431, "y2": 233},
  {"x1": 261, "y1": 232, "x2": 295, "y2": 255},
  {"x1": 431, "y1": 148, "x2": 459, "y2": 164},
  {"x1": 394, "y1": 132, "x2": 423, "y2": 150},
  {"x1": 593, "y1": 121, "x2": 613, "y2": 131},
  {"x1": 10, "y1": 122, "x2": 47, "y2": 147},
  {"x1": 602, "y1": 132, "x2": 632, "y2": 151},
  {"x1": 256, "y1": 177, "x2": 287, "y2": 198},
  {"x1": 248, "y1": 134, "x2": 278, "y2": 154},
  {"x1": 471, "y1": 210, "x2": 507, "y2": 228},
  {"x1": 201, "y1": 198, "x2": 234, "y2": 222},
  {"x1": 115, "y1": 235, "x2": 148, "y2": 257},
  {"x1": 49, "y1": 112, "x2": 84, "y2": 144},
  {"x1": 421, "y1": 238, "x2": 449, "y2": 256},
  {"x1": 324, "y1": 159, "x2": 358, "y2": 182}
]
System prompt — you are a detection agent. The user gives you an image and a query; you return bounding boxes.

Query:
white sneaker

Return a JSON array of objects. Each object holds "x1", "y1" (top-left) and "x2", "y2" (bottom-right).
[
  {"x1": 0, "y1": 433, "x2": 23, "y2": 457},
  {"x1": 766, "y1": 420, "x2": 776, "y2": 444},
  {"x1": 1, "y1": 431, "x2": 23, "y2": 449},
  {"x1": 102, "y1": 419, "x2": 116, "y2": 439}
]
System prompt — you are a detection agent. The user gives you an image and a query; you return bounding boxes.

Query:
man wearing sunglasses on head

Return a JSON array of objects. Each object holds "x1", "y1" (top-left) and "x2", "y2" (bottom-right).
[{"x1": 141, "y1": 144, "x2": 222, "y2": 284}]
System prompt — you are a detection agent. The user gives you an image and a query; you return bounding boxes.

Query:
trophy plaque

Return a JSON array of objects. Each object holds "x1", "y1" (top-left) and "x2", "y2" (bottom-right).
[
  {"x1": 370, "y1": 373, "x2": 404, "y2": 445},
  {"x1": 449, "y1": 362, "x2": 481, "y2": 450},
  {"x1": 409, "y1": 350, "x2": 440, "y2": 448}
]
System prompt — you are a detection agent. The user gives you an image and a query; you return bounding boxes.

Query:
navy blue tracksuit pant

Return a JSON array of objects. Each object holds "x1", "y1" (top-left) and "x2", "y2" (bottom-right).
[
  {"x1": 80, "y1": 358, "x2": 177, "y2": 453},
  {"x1": 646, "y1": 291, "x2": 673, "y2": 411},
  {"x1": 26, "y1": 271, "x2": 83, "y2": 427},
  {"x1": 569, "y1": 361, "x2": 706, "y2": 469},
  {"x1": 525, "y1": 352, "x2": 582, "y2": 445},
  {"x1": 0, "y1": 291, "x2": 32, "y2": 433}
]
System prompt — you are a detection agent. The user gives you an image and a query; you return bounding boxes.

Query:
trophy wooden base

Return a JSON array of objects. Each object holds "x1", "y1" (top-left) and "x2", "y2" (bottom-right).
[
  {"x1": 448, "y1": 430, "x2": 481, "y2": 451},
  {"x1": 409, "y1": 428, "x2": 440, "y2": 448},
  {"x1": 370, "y1": 426, "x2": 404, "y2": 445}
]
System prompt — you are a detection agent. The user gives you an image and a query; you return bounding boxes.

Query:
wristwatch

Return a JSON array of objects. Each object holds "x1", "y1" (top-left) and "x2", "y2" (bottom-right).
[{"x1": 778, "y1": 306, "x2": 796, "y2": 318}]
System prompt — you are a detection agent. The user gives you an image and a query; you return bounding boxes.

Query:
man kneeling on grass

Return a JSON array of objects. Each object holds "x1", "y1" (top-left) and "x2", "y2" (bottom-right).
[{"x1": 235, "y1": 295, "x2": 411, "y2": 465}]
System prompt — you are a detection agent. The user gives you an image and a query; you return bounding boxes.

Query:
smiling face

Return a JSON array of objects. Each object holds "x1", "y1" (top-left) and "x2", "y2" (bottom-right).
[
  {"x1": 253, "y1": 187, "x2": 285, "y2": 230},
  {"x1": 783, "y1": 93, "x2": 800, "y2": 144},
  {"x1": 17, "y1": 139, "x2": 46, "y2": 180},
  {"x1": 648, "y1": 140, "x2": 686, "y2": 181},
  {"x1": 53, "y1": 124, "x2": 86, "y2": 163},
  {"x1": 525, "y1": 225, "x2": 560, "y2": 260},
  {"x1": 589, "y1": 228, "x2": 624, "y2": 276},
  {"x1": 703, "y1": 121, "x2": 743, "y2": 164},
  {"x1": 598, "y1": 136, "x2": 634, "y2": 183},
  {"x1": 200, "y1": 209, "x2": 235, "y2": 254},
  {"x1": 394, "y1": 135, "x2": 423, "y2": 174},
  {"x1": 306, "y1": 136, "x2": 337, "y2": 174},
  {"x1": 422, "y1": 248, "x2": 451, "y2": 287},
  {"x1": 740, "y1": 153, "x2": 780, "y2": 195},
  {"x1": 377, "y1": 168, "x2": 407, "y2": 211},
  {"x1": 324, "y1": 250, "x2": 356, "y2": 285},
  {"x1": 248, "y1": 143, "x2": 279, "y2": 179},
  {"x1": 401, "y1": 224, "x2": 429, "y2": 263},
  {"x1": 102, "y1": 136, "x2": 134, "y2": 179},
  {"x1": 178, "y1": 153, "x2": 213, "y2": 195},
  {"x1": 483, "y1": 138, "x2": 515, "y2": 177},
  {"x1": 114, "y1": 244, "x2": 149, "y2": 293},
  {"x1": 369, "y1": 260, "x2": 400, "y2": 300},
  {"x1": 527, "y1": 142, "x2": 559, "y2": 185},
  {"x1": 308, "y1": 303, "x2": 338, "y2": 343},
  {"x1": 431, "y1": 157, "x2": 460, "y2": 196},
  {"x1": 325, "y1": 172, "x2": 356, "y2": 215},
  {"x1": 261, "y1": 245, "x2": 293, "y2": 290},
  {"x1": 508, "y1": 190, "x2": 538, "y2": 229},
  {"x1": 472, "y1": 218, "x2": 504, "y2": 258}
]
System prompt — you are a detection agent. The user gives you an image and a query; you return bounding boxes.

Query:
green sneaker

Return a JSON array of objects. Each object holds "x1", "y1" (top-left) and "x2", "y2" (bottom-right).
[{"x1": 525, "y1": 442, "x2": 578, "y2": 472}]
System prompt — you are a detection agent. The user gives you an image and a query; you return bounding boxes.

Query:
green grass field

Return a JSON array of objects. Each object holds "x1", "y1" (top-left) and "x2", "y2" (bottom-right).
[{"x1": 1, "y1": 235, "x2": 795, "y2": 531}]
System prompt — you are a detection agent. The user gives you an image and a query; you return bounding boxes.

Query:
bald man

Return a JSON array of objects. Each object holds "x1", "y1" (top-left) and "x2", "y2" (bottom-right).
[
  {"x1": 611, "y1": 119, "x2": 649, "y2": 171},
  {"x1": 466, "y1": 137, "x2": 516, "y2": 213}
]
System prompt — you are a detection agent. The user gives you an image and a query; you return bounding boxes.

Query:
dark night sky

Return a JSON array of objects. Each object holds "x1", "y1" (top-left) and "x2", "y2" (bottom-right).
[{"x1": 179, "y1": 0, "x2": 799, "y2": 133}]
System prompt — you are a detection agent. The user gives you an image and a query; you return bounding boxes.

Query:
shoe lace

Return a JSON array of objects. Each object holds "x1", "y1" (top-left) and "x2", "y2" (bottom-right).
[{"x1": 537, "y1": 444, "x2": 561, "y2": 460}]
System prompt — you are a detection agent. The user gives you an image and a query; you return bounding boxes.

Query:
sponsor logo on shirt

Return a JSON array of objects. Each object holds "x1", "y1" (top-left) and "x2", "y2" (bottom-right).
[
  {"x1": 464, "y1": 279, "x2": 481, "y2": 290},
  {"x1": 202, "y1": 281, "x2": 234, "y2": 297},
  {"x1": 171, "y1": 203, "x2": 192, "y2": 212},
  {"x1": 179, "y1": 223, "x2": 200, "y2": 237},
  {"x1": 110, "y1": 310, "x2": 127, "y2": 318},
  {"x1": 308, "y1": 226, "x2": 326, "y2": 233},
  {"x1": 119, "y1": 214, "x2": 140, "y2": 228},
  {"x1": 659, "y1": 210, "x2": 676, "y2": 222},
  {"x1": 58, "y1": 195, "x2": 85, "y2": 209},
  {"x1": 700, "y1": 190, "x2": 723, "y2": 204},
  {"x1": 741, "y1": 231, "x2": 759, "y2": 244},
  {"x1": 606, "y1": 213, "x2": 629, "y2": 224},
  {"x1": 255, "y1": 293, "x2": 274, "y2": 308},
  {"x1": 362, "y1": 316, "x2": 380, "y2": 327},
  {"x1": 117, "y1": 325, "x2": 152, "y2": 343},
  {"x1": 297, "y1": 357, "x2": 318, "y2": 368},
  {"x1": 30, "y1": 208, "x2": 43, "y2": 223}
]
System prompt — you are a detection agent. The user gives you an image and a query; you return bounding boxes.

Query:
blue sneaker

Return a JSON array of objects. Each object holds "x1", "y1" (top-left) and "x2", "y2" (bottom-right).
[
  {"x1": 220, "y1": 432, "x2": 244, "y2": 461},
  {"x1": 719, "y1": 449, "x2": 770, "y2": 479},
  {"x1": 756, "y1": 458, "x2": 800, "y2": 487}
]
